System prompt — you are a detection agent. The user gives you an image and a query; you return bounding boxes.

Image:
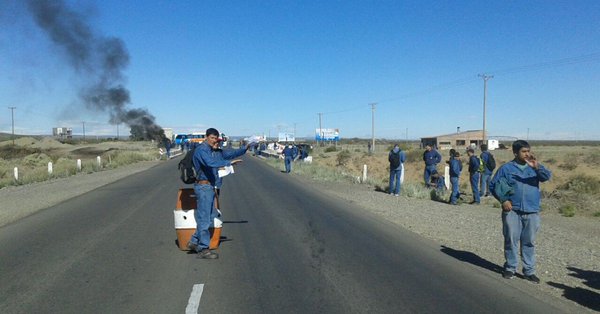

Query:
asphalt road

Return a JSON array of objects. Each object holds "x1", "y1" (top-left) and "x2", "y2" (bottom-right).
[{"x1": 0, "y1": 154, "x2": 577, "y2": 313}]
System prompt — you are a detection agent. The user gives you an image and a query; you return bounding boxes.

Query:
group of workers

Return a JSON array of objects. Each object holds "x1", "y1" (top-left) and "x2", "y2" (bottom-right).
[{"x1": 388, "y1": 140, "x2": 551, "y2": 284}]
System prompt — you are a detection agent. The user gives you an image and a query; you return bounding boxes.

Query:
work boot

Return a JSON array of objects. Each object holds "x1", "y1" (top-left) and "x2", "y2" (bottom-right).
[
  {"x1": 197, "y1": 249, "x2": 218, "y2": 259},
  {"x1": 187, "y1": 242, "x2": 198, "y2": 252}
]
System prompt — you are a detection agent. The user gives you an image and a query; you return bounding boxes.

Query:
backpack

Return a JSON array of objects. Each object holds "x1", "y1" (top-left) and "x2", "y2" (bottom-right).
[
  {"x1": 486, "y1": 153, "x2": 496, "y2": 171},
  {"x1": 389, "y1": 151, "x2": 401, "y2": 169},
  {"x1": 478, "y1": 156, "x2": 485, "y2": 173},
  {"x1": 178, "y1": 147, "x2": 197, "y2": 184}
]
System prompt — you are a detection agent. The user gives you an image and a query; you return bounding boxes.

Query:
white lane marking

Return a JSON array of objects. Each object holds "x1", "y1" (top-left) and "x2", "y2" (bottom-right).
[{"x1": 186, "y1": 283, "x2": 204, "y2": 314}]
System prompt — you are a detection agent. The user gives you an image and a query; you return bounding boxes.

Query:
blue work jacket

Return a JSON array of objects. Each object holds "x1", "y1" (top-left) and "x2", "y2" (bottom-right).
[
  {"x1": 490, "y1": 160, "x2": 552, "y2": 213},
  {"x1": 193, "y1": 141, "x2": 231, "y2": 185},
  {"x1": 423, "y1": 149, "x2": 442, "y2": 166},
  {"x1": 449, "y1": 158, "x2": 462, "y2": 178},
  {"x1": 212, "y1": 146, "x2": 248, "y2": 188}
]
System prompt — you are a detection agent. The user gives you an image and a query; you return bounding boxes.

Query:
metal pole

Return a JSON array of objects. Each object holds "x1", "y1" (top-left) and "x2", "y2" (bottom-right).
[
  {"x1": 116, "y1": 123, "x2": 119, "y2": 140},
  {"x1": 478, "y1": 74, "x2": 493, "y2": 143},
  {"x1": 82, "y1": 121, "x2": 86, "y2": 142},
  {"x1": 318, "y1": 113, "x2": 323, "y2": 146},
  {"x1": 8, "y1": 107, "x2": 16, "y2": 145},
  {"x1": 370, "y1": 103, "x2": 376, "y2": 152}
]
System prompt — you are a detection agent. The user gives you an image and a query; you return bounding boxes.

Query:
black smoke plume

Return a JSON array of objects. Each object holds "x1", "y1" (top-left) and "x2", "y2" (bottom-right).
[{"x1": 25, "y1": 0, "x2": 164, "y2": 141}]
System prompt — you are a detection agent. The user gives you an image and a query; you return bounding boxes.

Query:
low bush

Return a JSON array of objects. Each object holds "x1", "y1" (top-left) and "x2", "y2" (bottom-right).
[
  {"x1": 324, "y1": 146, "x2": 337, "y2": 153},
  {"x1": 336, "y1": 150, "x2": 352, "y2": 166},
  {"x1": 558, "y1": 174, "x2": 600, "y2": 194},
  {"x1": 559, "y1": 204, "x2": 576, "y2": 217},
  {"x1": 558, "y1": 163, "x2": 577, "y2": 171}
]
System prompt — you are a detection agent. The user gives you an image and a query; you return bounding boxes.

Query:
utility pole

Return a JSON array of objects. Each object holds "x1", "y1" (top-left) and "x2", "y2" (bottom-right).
[
  {"x1": 318, "y1": 113, "x2": 323, "y2": 146},
  {"x1": 116, "y1": 123, "x2": 119, "y2": 140},
  {"x1": 294, "y1": 123, "x2": 297, "y2": 139},
  {"x1": 370, "y1": 103, "x2": 376, "y2": 152},
  {"x1": 8, "y1": 107, "x2": 16, "y2": 146},
  {"x1": 82, "y1": 121, "x2": 86, "y2": 142},
  {"x1": 479, "y1": 74, "x2": 493, "y2": 143},
  {"x1": 527, "y1": 128, "x2": 530, "y2": 141}
]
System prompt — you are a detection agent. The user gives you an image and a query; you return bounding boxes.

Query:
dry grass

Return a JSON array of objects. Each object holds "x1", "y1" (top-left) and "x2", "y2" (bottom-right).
[
  {"x1": 0, "y1": 137, "x2": 161, "y2": 188},
  {"x1": 295, "y1": 142, "x2": 600, "y2": 218}
]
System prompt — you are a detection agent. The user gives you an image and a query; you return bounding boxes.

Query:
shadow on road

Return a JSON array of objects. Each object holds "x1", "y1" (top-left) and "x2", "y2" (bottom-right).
[
  {"x1": 440, "y1": 245, "x2": 503, "y2": 274},
  {"x1": 222, "y1": 220, "x2": 249, "y2": 224}
]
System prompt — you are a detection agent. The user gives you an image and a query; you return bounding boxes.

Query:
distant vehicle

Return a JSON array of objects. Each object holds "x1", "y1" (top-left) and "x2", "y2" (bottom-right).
[
  {"x1": 188, "y1": 133, "x2": 206, "y2": 144},
  {"x1": 174, "y1": 134, "x2": 188, "y2": 146}
]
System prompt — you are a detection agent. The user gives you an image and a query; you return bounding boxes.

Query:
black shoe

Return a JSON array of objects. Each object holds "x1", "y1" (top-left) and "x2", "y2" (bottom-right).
[
  {"x1": 524, "y1": 274, "x2": 540, "y2": 284},
  {"x1": 197, "y1": 249, "x2": 219, "y2": 259},
  {"x1": 502, "y1": 270, "x2": 515, "y2": 279},
  {"x1": 187, "y1": 242, "x2": 198, "y2": 252}
]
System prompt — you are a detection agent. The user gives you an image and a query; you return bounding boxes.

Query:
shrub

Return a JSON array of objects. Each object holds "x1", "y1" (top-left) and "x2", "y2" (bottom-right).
[
  {"x1": 558, "y1": 174, "x2": 600, "y2": 194},
  {"x1": 336, "y1": 150, "x2": 352, "y2": 166},
  {"x1": 405, "y1": 149, "x2": 423, "y2": 163},
  {"x1": 584, "y1": 151, "x2": 600, "y2": 166},
  {"x1": 558, "y1": 163, "x2": 577, "y2": 171},
  {"x1": 559, "y1": 204, "x2": 576, "y2": 217},
  {"x1": 324, "y1": 146, "x2": 337, "y2": 153}
]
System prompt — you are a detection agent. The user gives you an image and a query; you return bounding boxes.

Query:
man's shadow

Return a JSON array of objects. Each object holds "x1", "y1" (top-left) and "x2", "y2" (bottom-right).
[
  {"x1": 440, "y1": 245, "x2": 503, "y2": 274},
  {"x1": 547, "y1": 267, "x2": 600, "y2": 311}
]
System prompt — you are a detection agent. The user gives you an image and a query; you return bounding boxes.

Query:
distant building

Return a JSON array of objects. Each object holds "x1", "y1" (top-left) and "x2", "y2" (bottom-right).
[
  {"x1": 421, "y1": 130, "x2": 486, "y2": 150},
  {"x1": 52, "y1": 127, "x2": 73, "y2": 139}
]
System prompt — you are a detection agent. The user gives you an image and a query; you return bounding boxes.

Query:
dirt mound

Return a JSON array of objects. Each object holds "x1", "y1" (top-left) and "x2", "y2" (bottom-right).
[
  {"x1": 32, "y1": 137, "x2": 71, "y2": 150},
  {"x1": 0, "y1": 137, "x2": 39, "y2": 147}
]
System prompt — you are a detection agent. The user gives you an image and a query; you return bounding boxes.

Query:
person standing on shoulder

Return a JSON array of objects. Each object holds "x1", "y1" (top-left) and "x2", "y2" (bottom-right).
[
  {"x1": 480, "y1": 144, "x2": 495, "y2": 197},
  {"x1": 449, "y1": 151, "x2": 462, "y2": 205},
  {"x1": 423, "y1": 144, "x2": 442, "y2": 186},
  {"x1": 467, "y1": 148, "x2": 481, "y2": 204},
  {"x1": 490, "y1": 140, "x2": 551, "y2": 283},
  {"x1": 282, "y1": 144, "x2": 296, "y2": 173},
  {"x1": 188, "y1": 128, "x2": 243, "y2": 259},
  {"x1": 388, "y1": 144, "x2": 406, "y2": 196}
]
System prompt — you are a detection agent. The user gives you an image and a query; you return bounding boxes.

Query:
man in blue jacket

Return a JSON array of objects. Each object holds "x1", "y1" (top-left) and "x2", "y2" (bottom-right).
[
  {"x1": 449, "y1": 151, "x2": 462, "y2": 205},
  {"x1": 423, "y1": 144, "x2": 442, "y2": 186},
  {"x1": 467, "y1": 148, "x2": 481, "y2": 204},
  {"x1": 282, "y1": 144, "x2": 297, "y2": 173},
  {"x1": 188, "y1": 128, "x2": 244, "y2": 259},
  {"x1": 490, "y1": 140, "x2": 551, "y2": 283},
  {"x1": 388, "y1": 144, "x2": 406, "y2": 196},
  {"x1": 480, "y1": 144, "x2": 494, "y2": 197}
]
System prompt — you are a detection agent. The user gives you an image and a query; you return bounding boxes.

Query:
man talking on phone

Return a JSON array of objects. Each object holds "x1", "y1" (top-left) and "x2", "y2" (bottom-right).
[{"x1": 490, "y1": 140, "x2": 551, "y2": 283}]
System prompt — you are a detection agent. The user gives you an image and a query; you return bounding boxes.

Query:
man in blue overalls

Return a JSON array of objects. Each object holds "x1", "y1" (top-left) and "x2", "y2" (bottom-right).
[
  {"x1": 423, "y1": 144, "x2": 442, "y2": 186},
  {"x1": 282, "y1": 144, "x2": 296, "y2": 173}
]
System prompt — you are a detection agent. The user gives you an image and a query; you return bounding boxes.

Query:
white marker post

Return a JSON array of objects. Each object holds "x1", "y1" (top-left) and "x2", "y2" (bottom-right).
[
  {"x1": 48, "y1": 162, "x2": 53, "y2": 175},
  {"x1": 13, "y1": 167, "x2": 18, "y2": 181},
  {"x1": 96, "y1": 156, "x2": 101, "y2": 168},
  {"x1": 77, "y1": 159, "x2": 82, "y2": 172},
  {"x1": 362, "y1": 164, "x2": 368, "y2": 183}
]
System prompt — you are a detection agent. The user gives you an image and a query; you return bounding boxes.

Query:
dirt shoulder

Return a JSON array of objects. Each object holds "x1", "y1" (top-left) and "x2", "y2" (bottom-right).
[{"x1": 0, "y1": 161, "x2": 160, "y2": 227}]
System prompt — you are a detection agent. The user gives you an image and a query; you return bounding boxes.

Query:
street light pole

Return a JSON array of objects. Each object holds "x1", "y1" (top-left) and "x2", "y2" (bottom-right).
[
  {"x1": 478, "y1": 74, "x2": 493, "y2": 143},
  {"x1": 82, "y1": 121, "x2": 86, "y2": 142},
  {"x1": 8, "y1": 107, "x2": 16, "y2": 145}
]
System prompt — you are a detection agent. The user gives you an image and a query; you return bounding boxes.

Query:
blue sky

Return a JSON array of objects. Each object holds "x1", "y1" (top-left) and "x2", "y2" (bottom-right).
[{"x1": 1, "y1": 0, "x2": 599, "y2": 140}]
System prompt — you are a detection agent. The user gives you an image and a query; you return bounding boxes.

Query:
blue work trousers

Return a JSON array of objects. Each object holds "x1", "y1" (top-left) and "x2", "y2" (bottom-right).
[
  {"x1": 284, "y1": 156, "x2": 293, "y2": 173},
  {"x1": 190, "y1": 183, "x2": 216, "y2": 251},
  {"x1": 450, "y1": 177, "x2": 460, "y2": 204},
  {"x1": 424, "y1": 164, "x2": 437, "y2": 186},
  {"x1": 502, "y1": 210, "x2": 540, "y2": 276},
  {"x1": 480, "y1": 172, "x2": 492, "y2": 196},
  {"x1": 470, "y1": 172, "x2": 481, "y2": 203},
  {"x1": 389, "y1": 169, "x2": 402, "y2": 195}
]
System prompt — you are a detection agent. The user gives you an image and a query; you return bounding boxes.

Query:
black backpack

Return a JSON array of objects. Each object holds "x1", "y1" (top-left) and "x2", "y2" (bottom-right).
[
  {"x1": 486, "y1": 152, "x2": 496, "y2": 171},
  {"x1": 389, "y1": 151, "x2": 401, "y2": 169},
  {"x1": 178, "y1": 147, "x2": 197, "y2": 184}
]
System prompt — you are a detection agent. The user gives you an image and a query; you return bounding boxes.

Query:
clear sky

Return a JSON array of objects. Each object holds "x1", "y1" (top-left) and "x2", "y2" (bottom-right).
[{"x1": 1, "y1": 0, "x2": 599, "y2": 140}]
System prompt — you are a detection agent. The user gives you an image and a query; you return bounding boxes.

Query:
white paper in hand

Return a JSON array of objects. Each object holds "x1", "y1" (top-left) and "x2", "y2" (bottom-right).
[{"x1": 218, "y1": 165, "x2": 235, "y2": 178}]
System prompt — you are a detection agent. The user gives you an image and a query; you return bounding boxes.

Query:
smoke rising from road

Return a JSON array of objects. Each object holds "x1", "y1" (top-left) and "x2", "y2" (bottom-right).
[{"x1": 25, "y1": 0, "x2": 164, "y2": 140}]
